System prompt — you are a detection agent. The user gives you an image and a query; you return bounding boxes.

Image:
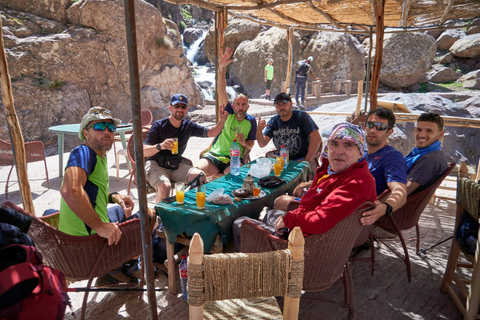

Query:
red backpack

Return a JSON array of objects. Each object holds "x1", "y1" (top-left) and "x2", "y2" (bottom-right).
[{"x1": 0, "y1": 245, "x2": 71, "y2": 320}]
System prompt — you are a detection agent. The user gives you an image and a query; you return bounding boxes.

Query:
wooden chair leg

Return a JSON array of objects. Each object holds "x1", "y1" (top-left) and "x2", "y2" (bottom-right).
[
  {"x1": 415, "y1": 223, "x2": 421, "y2": 255},
  {"x1": 441, "y1": 239, "x2": 461, "y2": 292},
  {"x1": 345, "y1": 263, "x2": 354, "y2": 320},
  {"x1": 166, "y1": 239, "x2": 177, "y2": 295},
  {"x1": 466, "y1": 261, "x2": 480, "y2": 320}
]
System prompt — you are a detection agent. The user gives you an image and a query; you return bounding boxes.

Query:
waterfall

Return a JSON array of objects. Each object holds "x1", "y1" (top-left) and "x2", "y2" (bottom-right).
[{"x1": 183, "y1": 30, "x2": 237, "y2": 102}]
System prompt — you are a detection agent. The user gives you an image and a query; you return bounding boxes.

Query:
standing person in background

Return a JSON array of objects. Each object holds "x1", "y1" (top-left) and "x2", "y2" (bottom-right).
[
  {"x1": 264, "y1": 58, "x2": 275, "y2": 100},
  {"x1": 294, "y1": 56, "x2": 319, "y2": 110}
]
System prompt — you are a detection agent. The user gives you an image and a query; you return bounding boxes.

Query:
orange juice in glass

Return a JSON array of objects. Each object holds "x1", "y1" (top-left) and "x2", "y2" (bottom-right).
[
  {"x1": 253, "y1": 185, "x2": 261, "y2": 197},
  {"x1": 171, "y1": 138, "x2": 178, "y2": 154},
  {"x1": 175, "y1": 182, "x2": 185, "y2": 205},
  {"x1": 196, "y1": 185, "x2": 206, "y2": 209},
  {"x1": 273, "y1": 161, "x2": 282, "y2": 177},
  {"x1": 276, "y1": 156, "x2": 284, "y2": 170}
]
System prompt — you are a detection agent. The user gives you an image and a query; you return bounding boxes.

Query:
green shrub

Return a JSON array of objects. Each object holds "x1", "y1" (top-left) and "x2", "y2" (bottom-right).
[
  {"x1": 156, "y1": 37, "x2": 173, "y2": 49},
  {"x1": 179, "y1": 21, "x2": 186, "y2": 33},
  {"x1": 37, "y1": 77, "x2": 66, "y2": 90}
]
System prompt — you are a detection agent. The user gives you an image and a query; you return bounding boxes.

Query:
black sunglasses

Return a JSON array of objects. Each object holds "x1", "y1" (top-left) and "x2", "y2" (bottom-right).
[
  {"x1": 173, "y1": 104, "x2": 188, "y2": 109},
  {"x1": 86, "y1": 122, "x2": 116, "y2": 132},
  {"x1": 365, "y1": 121, "x2": 390, "y2": 131}
]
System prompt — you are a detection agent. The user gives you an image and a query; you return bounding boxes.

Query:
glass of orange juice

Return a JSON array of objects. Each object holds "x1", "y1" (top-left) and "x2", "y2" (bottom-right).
[
  {"x1": 273, "y1": 161, "x2": 282, "y2": 177},
  {"x1": 253, "y1": 184, "x2": 261, "y2": 197},
  {"x1": 276, "y1": 155, "x2": 284, "y2": 171},
  {"x1": 175, "y1": 182, "x2": 185, "y2": 205},
  {"x1": 196, "y1": 184, "x2": 206, "y2": 210},
  {"x1": 171, "y1": 137, "x2": 178, "y2": 154}
]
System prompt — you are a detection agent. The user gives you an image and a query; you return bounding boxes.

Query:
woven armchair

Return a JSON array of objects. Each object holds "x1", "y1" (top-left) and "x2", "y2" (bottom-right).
[
  {"x1": 441, "y1": 177, "x2": 480, "y2": 319},
  {"x1": 188, "y1": 227, "x2": 304, "y2": 320},
  {"x1": 1, "y1": 201, "x2": 144, "y2": 320},
  {"x1": 0, "y1": 139, "x2": 50, "y2": 198},
  {"x1": 240, "y1": 201, "x2": 374, "y2": 319},
  {"x1": 374, "y1": 162, "x2": 456, "y2": 281}
]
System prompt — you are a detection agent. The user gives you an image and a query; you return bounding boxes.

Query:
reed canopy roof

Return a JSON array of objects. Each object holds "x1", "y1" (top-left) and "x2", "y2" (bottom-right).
[{"x1": 166, "y1": 0, "x2": 480, "y2": 32}]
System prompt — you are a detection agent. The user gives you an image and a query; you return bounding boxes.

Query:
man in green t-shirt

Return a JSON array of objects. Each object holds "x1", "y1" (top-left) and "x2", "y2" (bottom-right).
[
  {"x1": 264, "y1": 58, "x2": 274, "y2": 100},
  {"x1": 194, "y1": 47, "x2": 257, "y2": 176}
]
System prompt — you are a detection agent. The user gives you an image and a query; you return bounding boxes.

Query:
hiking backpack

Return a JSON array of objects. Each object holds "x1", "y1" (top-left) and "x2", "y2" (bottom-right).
[
  {"x1": 0, "y1": 244, "x2": 71, "y2": 320},
  {"x1": 296, "y1": 62, "x2": 310, "y2": 76}
]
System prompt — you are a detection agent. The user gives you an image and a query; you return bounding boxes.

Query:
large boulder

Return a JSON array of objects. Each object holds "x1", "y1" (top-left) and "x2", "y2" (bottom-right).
[
  {"x1": 450, "y1": 34, "x2": 480, "y2": 58},
  {"x1": 426, "y1": 65, "x2": 457, "y2": 83},
  {"x1": 0, "y1": 0, "x2": 69, "y2": 23},
  {"x1": 229, "y1": 29, "x2": 365, "y2": 98},
  {"x1": 204, "y1": 16, "x2": 264, "y2": 63},
  {"x1": 460, "y1": 70, "x2": 480, "y2": 90},
  {"x1": 436, "y1": 29, "x2": 466, "y2": 51},
  {"x1": 0, "y1": 0, "x2": 202, "y2": 154},
  {"x1": 183, "y1": 28, "x2": 204, "y2": 46},
  {"x1": 372, "y1": 32, "x2": 436, "y2": 89}
]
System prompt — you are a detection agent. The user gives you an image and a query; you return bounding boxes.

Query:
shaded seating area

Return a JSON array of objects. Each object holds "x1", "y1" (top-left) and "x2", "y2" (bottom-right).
[
  {"x1": 0, "y1": 139, "x2": 49, "y2": 198},
  {"x1": 441, "y1": 177, "x2": 480, "y2": 319},
  {"x1": 240, "y1": 201, "x2": 375, "y2": 319},
  {"x1": 188, "y1": 228, "x2": 304, "y2": 320}
]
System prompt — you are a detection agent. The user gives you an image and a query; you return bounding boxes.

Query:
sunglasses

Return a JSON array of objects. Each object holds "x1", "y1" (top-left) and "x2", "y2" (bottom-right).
[
  {"x1": 365, "y1": 121, "x2": 391, "y2": 131},
  {"x1": 173, "y1": 104, "x2": 188, "y2": 109},
  {"x1": 86, "y1": 122, "x2": 116, "y2": 132}
]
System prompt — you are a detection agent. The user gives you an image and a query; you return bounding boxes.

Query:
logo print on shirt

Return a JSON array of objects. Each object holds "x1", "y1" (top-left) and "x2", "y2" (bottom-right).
[
  {"x1": 374, "y1": 156, "x2": 382, "y2": 160},
  {"x1": 316, "y1": 188, "x2": 322, "y2": 194}
]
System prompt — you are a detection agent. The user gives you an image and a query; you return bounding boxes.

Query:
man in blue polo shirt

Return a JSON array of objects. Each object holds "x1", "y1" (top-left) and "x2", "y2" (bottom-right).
[{"x1": 360, "y1": 107, "x2": 408, "y2": 225}]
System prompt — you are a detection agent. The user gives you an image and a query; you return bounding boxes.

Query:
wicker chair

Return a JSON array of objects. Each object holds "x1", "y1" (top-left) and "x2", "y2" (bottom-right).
[
  {"x1": 0, "y1": 139, "x2": 50, "y2": 198},
  {"x1": 374, "y1": 162, "x2": 456, "y2": 281},
  {"x1": 441, "y1": 177, "x2": 480, "y2": 320},
  {"x1": 241, "y1": 201, "x2": 375, "y2": 320},
  {"x1": 0, "y1": 201, "x2": 144, "y2": 320},
  {"x1": 188, "y1": 227, "x2": 304, "y2": 320}
]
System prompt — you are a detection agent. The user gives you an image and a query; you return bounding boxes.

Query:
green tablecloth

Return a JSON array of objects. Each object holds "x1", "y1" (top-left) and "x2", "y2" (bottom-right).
[{"x1": 154, "y1": 160, "x2": 313, "y2": 252}]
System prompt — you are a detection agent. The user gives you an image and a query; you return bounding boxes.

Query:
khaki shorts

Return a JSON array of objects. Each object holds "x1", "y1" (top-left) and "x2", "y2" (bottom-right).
[{"x1": 145, "y1": 160, "x2": 203, "y2": 190}]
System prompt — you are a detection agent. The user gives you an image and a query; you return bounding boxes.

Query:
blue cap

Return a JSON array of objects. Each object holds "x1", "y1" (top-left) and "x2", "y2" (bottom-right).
[{"x1": 170, "y1": 94, "x2": 188, "y2": 106}]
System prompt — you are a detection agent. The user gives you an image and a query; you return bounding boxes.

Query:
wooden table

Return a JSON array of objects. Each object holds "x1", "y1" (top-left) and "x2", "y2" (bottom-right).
[
  {"x1": 154, "y1": 160, "x2": 313, "y2": 294},
  {"x1": 48, "y1": 123, "x2": 133, "y2": 176}
]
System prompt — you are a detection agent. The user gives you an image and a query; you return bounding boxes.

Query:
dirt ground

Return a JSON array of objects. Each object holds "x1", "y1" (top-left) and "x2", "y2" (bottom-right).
[{"x1": 0, "y1": 101, "x2": 468, "y2": 319}]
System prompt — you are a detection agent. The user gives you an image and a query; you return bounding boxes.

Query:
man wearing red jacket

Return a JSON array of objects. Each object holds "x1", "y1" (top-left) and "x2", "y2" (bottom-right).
[{"x1": 233, "y1": 122, "x2": 377, "y2": 250}]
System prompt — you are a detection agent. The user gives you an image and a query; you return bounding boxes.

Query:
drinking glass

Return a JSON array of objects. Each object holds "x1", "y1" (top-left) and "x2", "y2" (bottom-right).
[
  {"x1": 273, "y1": 160, "x2": 282, "y2": 177},
  {"x1": 175, "y1": 182, "x2": 185, "y2": 205},
  {"x1": 196, "y1": 184, "x2": 206, "y2": 210},
  {"x1": 276, "y1": 155, "x2": 284, "y2": 171},
  {"x1": 171, "y1": 138, "x2": 178, "y2": 154},
  {"x1": 253, "y1": 184, "x2": 261, "y2": 197}
]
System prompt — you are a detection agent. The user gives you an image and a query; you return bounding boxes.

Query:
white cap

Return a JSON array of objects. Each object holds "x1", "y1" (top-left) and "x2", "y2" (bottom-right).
[{"x1": 307, "y1": 56, "x2": 314, "y2": 62}]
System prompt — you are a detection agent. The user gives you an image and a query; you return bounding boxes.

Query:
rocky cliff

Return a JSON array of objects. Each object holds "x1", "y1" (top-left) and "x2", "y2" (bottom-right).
[{"x1": 0, "y1": 0, "x2": 202, "y2": 153}]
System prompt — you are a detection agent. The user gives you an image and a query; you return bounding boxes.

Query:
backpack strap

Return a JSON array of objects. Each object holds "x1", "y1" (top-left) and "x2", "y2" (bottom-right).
[{"x1": 0, "y1": 262, "x2": 39, "y2": 296}]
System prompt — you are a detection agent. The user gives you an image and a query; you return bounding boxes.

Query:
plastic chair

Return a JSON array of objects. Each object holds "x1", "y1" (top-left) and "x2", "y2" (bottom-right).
[
  {"x1": 188, "y1": 227, "x2": 304, "y2": 320},
  {"x1": 441, "y1": 177, "x2": 480, "y2": 320},
  {"x1": 113, "y1": 108, "x2": 153, "y2": 155},
  {"x1": 374, "y1": 162, "x2": 456, "y2": 281},
  {"x1": 0, "y1": 201, "x2": 145, "y2": 320},
  {"x1": 240, "y1": 201, "x2": 375, "y2": 320},
  {"x1": 0, "y1": 139, "x2": 50, "y2": 198}
]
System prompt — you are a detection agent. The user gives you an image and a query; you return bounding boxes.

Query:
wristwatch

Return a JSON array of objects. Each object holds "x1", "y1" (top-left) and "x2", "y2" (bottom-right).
[
  {"x1": 156, "y1": 143, "x2": 161, "y2": 151},
  {"x1": 384, "y1": 203, "x2": 393, "y2": 216}
]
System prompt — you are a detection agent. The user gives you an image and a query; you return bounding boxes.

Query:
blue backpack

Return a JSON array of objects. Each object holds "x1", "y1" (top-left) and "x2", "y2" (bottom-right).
[{"x1": 296, "y1": 62, "x2": 310, "y2": 76}]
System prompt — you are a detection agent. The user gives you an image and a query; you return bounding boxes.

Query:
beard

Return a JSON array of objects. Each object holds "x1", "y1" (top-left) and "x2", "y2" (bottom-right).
[{"x1": 173, "y1": 112, "x2": 185, "y2": 121}]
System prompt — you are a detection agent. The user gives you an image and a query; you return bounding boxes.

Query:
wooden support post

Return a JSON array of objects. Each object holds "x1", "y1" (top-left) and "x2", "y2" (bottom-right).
[
  {"x1": 214, "y1": 10, "x2": 226, "y2": 122},
  {"x1": 284, "y1": 27, "x2": 294, "y2": 94},
  {"x1": 369, "y1": 0, "x2": 385, "y2": 110},
  {"x1": 189, "y1": 233, "x2": 205, "y2": 320},
  {"x1": 346, "y1": 80, "x2": 351, "y2": 97},
  {"x1": 355, "y1": 80, "x2": 364, "y2": 119},
  {"x1": 311, "y1": 80, "x2": 321, "y2": 97},
  {"x1": 283, "y1": 227, "x2": 304, "y2": 319},
  {"x1": 0, "y1": 19, "x2": 35, "y2": 214},
  {"x1": 335, "y1": 80, "x2": 342, "y2": 94}
]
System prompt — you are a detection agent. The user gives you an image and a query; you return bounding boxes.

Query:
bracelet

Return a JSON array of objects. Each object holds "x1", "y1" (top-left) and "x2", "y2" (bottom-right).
[{"x1": 108, "y1": 192, "x2": 119, "y2": 204}]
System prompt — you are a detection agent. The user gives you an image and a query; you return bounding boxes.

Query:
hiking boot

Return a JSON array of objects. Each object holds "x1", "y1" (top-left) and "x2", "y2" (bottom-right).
[
  {"x1": 298, "y1": 104, "x2": 305, "y2": 110},
  {"x1": 121, "y1": 258, "x2": 142, "y2": 279},
  {"x1": 294, "y1": 103, "x2": 299, "y2": 110}
]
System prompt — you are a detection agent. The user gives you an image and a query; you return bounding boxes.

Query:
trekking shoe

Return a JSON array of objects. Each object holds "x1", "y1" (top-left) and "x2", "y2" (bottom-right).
[
  {"x1": 121, "y1": 258, "x2": 142, "y2": 279},
  {"x1": 294, "y1": 103, "x2": 299, "y2": 110},
  {"x1": 95, "y1": 269, "x2": 138, "y2": 287},
  {"x1": 299, "y1": 104, "x2": 305, "y2": 110}
]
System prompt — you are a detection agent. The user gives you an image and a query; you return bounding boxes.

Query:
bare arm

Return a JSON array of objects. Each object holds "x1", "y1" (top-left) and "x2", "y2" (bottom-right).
[
  {"x1": 207, "y1": 104, "x2": 228, "y2": 137},
  {"x1": 310, "y1": 68, "x2": 319, "y2": 80},
  {"x1": 217, "y1": 47, "x2": 233, "y2": 106},
  {"x1": 304, "y1": 130, "x2": 321, "y2": 163},
  {"x1": 256, "y1": 116, "x2": 271, "y2": 148},
  {"x1": 264, "y1": 69, "x2": 267, "y2": 82},
  {"x1": 60, "y1": 166, "x2": 122, "y2": 245},
  {"x1": 406, "y1": 180, "x2": 420, "y2": 195},
  {"x1": 360, "y1": 181, "x2": 407, "y2": 225},
  {"x1": 143, "y1": 139, "x2": 175, "y2": 157}
]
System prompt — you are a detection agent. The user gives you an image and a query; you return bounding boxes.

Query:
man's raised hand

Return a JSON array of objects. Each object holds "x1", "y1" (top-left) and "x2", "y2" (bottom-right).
[{"x1": 219, "y1": 47, "x2": 234, "y2": 68}]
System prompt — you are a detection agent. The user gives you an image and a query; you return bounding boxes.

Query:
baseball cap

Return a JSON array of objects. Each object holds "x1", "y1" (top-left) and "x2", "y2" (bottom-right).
[
  {"x1": 273, "y1": 93, "x2": 292, "y2": 105},
  {"x1": 170, "y1": 94, "x2": 188, "y2": 106},
  {"x1": 79, "y1": 106, "x2": 122, "y2": 140},
  {"x1": 307, "y1": 56, "x2": 313, "y2": 62}
]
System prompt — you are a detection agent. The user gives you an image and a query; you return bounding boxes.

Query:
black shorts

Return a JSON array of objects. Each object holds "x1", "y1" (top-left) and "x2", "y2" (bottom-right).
[
  {"x1": 266, "y1": 79, "x2": 273, "y2": 90},
  {"x1": 202, "y1": 154, "x2": 230, "y2": 173}
]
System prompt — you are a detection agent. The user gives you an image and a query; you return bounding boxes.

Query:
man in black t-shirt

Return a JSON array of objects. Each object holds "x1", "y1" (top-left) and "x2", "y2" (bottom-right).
[{"x1": 143, "y1": 94, "x2": 228, "y2": 203}]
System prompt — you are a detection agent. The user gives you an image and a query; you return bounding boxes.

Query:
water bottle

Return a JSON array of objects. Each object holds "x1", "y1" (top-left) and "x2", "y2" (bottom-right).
[
  {"x1": 280, "y1": 145, "x2": 288, "y2": 169},
  {"x1": 179, "y1": 254, "x2": 188, "y2": 300},
  {"x1": 230, "y1": 139, "x2": 241, "y2": 176}
]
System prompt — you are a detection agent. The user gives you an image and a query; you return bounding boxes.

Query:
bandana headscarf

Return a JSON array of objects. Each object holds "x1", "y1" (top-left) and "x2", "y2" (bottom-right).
[{"x1": 322, "y1": 122, "x2": 366, "y2": 158}]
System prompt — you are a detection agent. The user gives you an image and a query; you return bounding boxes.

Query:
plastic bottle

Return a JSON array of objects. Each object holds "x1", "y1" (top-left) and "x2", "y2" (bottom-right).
[
  {"x1": 280, "y1": 145, "x2": 288, "y2": 169},
  {"x1": 179, "y1": 254, "x2": 188, "y2": 300},
  {"x1": 230, "y1": 139, "x2": 241, "y2": 176}
]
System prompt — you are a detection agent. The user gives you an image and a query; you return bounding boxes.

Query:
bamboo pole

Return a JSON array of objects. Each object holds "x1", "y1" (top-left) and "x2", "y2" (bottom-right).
[
  {"x1": 369, "y1": 0, "x2": 385, "y2": 110},
  {"x1": 284, "y1": 27, "x2": 293, "y2": 94},
  {"x1": 0, "y1": 19, "x2": 35, "y2": 214},
  {"x1": 123, "y1": 1, "x2": 156, "y2": 318},
  {"x1": 214, "y1": 10, "x2": 226, "y2": 121}
]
